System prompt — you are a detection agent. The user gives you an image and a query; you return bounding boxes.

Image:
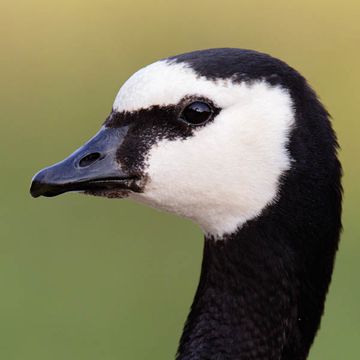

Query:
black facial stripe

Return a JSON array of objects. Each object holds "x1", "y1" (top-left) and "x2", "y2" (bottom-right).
[
  {"x1": 104, "y1": 95, "x2": 220, "y2": 128},
  {"x1": 105, "y1": 105, "x2": 193, "y2": 134},
  {"x1": 104, "y1": 105, "x2": 196, "y2": 178}
]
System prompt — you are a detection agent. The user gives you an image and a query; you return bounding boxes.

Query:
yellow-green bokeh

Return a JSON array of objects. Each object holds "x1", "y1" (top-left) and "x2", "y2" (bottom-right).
[{"x1": 1, "y1": 0, "x2": 359, "y2": 359}]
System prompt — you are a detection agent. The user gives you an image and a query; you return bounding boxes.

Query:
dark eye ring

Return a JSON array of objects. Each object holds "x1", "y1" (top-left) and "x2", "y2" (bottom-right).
[{"x1": 180, "y1": 101, "x2": 213, "y2": 125}]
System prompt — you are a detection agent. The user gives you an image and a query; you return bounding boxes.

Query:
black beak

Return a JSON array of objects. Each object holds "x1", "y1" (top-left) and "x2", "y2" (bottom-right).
[{"x1": 30, "y1": 126, "x2": 138, "y2": 198}]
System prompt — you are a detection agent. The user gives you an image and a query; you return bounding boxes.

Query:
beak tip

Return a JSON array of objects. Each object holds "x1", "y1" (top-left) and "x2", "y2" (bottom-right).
[
  {"x1": 30, "y1": 168, "x2": 52, "y2": 198},
  {"x1": 30, "y1": 180, "x2": 44, "y2": 198}
]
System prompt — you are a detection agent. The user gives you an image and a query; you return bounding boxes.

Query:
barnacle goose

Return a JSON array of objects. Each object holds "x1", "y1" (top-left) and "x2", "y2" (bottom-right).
[{"x1": 30, "y1": 48, "x2": 342, "y2": 360}]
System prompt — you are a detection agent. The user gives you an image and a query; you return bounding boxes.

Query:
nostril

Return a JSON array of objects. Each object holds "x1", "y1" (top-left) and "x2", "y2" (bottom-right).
[{"x1": 78, "y1": 152, "x2": 102, "y2": 168}]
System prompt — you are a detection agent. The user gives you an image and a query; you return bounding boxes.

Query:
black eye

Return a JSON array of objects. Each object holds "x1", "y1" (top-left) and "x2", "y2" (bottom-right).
[{"x1": 180, "y1": 101, "x2": 213, "y2": 125}]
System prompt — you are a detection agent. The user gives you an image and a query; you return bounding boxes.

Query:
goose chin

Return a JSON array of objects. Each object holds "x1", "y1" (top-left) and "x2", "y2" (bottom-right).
[{"x1": 82, "y1": 177, "x2": 144, "y2": 198}]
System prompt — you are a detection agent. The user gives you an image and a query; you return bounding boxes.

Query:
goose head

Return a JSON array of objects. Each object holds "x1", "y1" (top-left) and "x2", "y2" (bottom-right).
[
  {"x1": 31, "y1": 49, "x2": 299, "y2": 238},
  {"x1": 30, "y1": 48, "x2": 342, "y2": 359}
]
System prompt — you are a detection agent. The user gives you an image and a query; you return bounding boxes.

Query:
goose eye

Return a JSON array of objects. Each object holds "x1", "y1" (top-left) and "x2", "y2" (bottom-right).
[{"x1": 180, "y1": 101, "x2": 213, "y2": 125}]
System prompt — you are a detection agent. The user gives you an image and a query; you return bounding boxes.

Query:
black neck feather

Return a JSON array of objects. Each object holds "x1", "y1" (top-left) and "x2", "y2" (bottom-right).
[
  {"x1": 177, "y1": 208, "x2": 340, "y2": 360},
  {"x1": 177, "y1": 230, "x2": 298, "y2": 359}
]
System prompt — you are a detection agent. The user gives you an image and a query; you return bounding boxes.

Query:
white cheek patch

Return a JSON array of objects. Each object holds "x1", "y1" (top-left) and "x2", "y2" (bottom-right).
[{"x1": 130, "y1": 81, "x2": 295, "y2": 238}]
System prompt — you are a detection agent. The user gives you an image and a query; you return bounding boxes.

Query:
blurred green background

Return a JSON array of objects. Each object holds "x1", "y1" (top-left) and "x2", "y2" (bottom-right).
[{"x1": 1, "y1": 0, "x2": 359, "y2": 359}]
